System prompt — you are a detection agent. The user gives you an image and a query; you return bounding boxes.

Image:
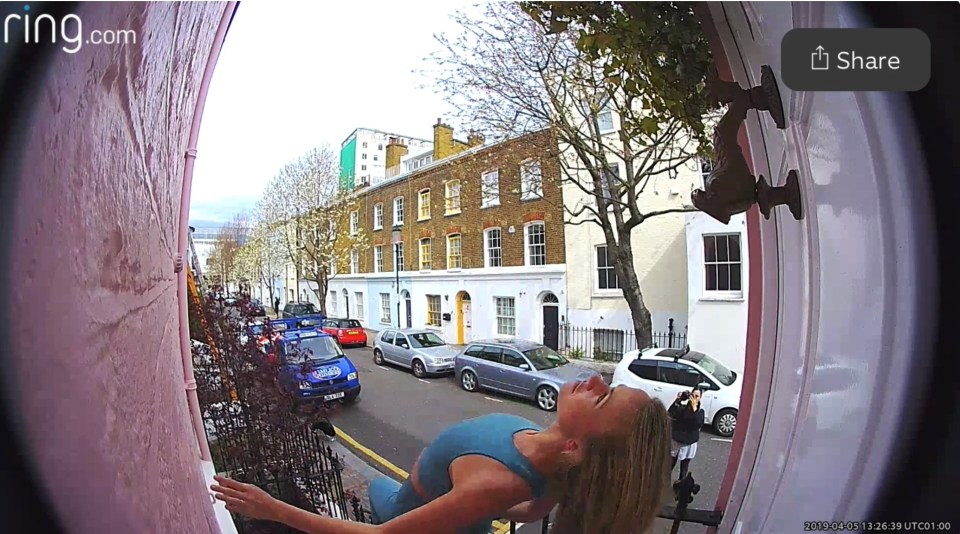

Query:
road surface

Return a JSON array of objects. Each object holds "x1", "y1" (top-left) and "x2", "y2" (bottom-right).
[{"x1": 332, "y1": 346, "x2": 732, "y2": 534}]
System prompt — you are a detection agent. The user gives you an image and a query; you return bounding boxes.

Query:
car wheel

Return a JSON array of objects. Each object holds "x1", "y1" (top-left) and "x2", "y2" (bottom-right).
[
  {"x1": 536, "y1": 386, "x2": 558, "y2": 411},
  {"x1": 460, "y1": 370, "x2": 479, "y2": 392},
  {"x1": 412, "y1": 359, "x2": 427, "y2": 378},
  {"x1": 373, "y1": 349, "x2": 385, "y2": 365},
  {"x1": 714, "y1": 409, "x2": 737, "y2": 438},
  {"x1": 342, "y1": 392, "x2": 360, "y2": 405}
]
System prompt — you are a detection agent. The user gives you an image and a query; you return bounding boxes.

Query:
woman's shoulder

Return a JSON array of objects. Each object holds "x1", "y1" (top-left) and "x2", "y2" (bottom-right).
[{"x1": 456, "y1": 413, "x2": 542, "y2": 432}]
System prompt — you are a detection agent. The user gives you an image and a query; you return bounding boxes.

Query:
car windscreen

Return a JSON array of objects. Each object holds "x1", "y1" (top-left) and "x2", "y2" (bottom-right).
[
  {"x1": 523, "y1": 346, "x2": 568, "y2": 371},
  {"x1": 688, "y1": 353, "x2": 736, "y2": 386},
  {"x1": 283, "y1": 336, "x2": 343, "y2": 363},
  {"x1": 409, "y1": 332, "x2": 446, "y2": 348},
  {"x1": 338, "y1": 319, "x2": 363, "y2": 328},
  {"x1": 293, "y1": 304, "x2": 319, "y2": 315}
]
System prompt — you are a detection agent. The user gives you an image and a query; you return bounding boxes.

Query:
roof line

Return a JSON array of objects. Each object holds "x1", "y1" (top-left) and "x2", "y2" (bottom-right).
[{"x1": 340, "y1": 127, "x2": 434, "y2": 147}]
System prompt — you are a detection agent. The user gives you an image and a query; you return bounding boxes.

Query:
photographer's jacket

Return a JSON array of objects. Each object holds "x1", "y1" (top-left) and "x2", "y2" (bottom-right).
[{"x1": 669, "y1": 400, "x2": 706, "y2": 445}]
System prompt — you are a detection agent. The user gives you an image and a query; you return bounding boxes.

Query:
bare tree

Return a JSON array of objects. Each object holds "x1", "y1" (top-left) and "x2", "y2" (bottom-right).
[
  {"x1": 209, "y1": 213, "x2": 249, "y2": 294},
  {"x1": 260, "y1": 146, "x2": 367, "y2": 316},
  {"x1": 425, "y1": 3, "x2": 711, "y2": 347},
  {"x1": 236, "y1": 215, "x2": 285, "y2": 307}
]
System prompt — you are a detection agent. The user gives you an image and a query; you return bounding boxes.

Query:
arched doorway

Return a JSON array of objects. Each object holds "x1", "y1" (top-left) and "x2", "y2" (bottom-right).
[
  {"x1": 541, "y1": 292, "x2": 560, "y2": 350},
  {"x1": 342, "y1": 288, "x2": 349, "y2": 319},
  {"x1": 400, "y1": 290, "x2": 412, "y2": 328},
  {"x1": 455, "y1": 291, "x2": 472, "y2": 344}
]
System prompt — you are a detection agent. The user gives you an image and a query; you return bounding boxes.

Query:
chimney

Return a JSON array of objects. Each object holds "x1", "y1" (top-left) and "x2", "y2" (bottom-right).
[
  {"x1": 385, "y1": 136, "x2": 408, "y2": 171},
  {"x1": 467, "y1": 131, "x2": 485, "y2": 148},
  {"x1": 433, "y1": 118, "x2": 455, "y2": 160}
]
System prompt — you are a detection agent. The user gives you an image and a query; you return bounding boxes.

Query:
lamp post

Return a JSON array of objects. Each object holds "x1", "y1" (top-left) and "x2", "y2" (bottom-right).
[{"x1": 392, "y1": 225, "x2": 402, "y2": 328}]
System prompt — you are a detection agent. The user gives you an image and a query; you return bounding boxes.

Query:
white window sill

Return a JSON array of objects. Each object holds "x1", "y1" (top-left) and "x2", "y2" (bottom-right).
[
  {"x1": 699, "y1": 293, "x2": 745, "y2": 302},
  {"x1": 373, "y1": 226, "x2": 383, "y2": 231},
  {"x1": 447, "y1": 268, "x2": 462, "y2": 273},
  {"x1": 481, "y1": 202, "x2": 501, "y2": 209},
  {"x1": 521, "y1": 195, "x2": 544, "y2": 202},
  {"x1": 419, "y1": 269, "x2": 432, "y2": 273},
  {"x1": 380, "y1": 320, "x2": 393, "y2": 326},
  {"x1": 418, "y1": 217, "x2": 431, "y2": 222},
  {"x1": 444, "y1": 210, "x2": 462, "y2": 217},
  {"x1": 592, "y1": 290, "x2": 623, "y2": 299},
  {"x1": 426, "y1": 325, "x2": 442, "y2": 330},
  {"x1": 394, "y1": 221, "x2": 404, "y2": 227}
]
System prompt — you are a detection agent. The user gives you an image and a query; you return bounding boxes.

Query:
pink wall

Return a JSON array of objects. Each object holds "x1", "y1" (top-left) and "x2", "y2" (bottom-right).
[{"x1": 5, "y1": 2, "x2": 228, "y2": 532}]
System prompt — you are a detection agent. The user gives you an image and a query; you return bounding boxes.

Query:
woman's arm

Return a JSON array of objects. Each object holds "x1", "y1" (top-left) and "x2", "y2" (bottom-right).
[{"x1": 212, "y1": 475, "x2": 522, "y2": 534}]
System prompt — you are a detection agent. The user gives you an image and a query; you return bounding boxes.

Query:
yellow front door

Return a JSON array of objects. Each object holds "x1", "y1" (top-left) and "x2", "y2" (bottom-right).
[{"x1": 456, "y1": 295, "x2": 464, "y2": 344}]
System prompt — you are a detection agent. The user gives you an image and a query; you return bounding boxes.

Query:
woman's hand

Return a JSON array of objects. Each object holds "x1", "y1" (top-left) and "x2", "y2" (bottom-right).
[{"x1": 211, "y1": 475, "x2": 281, "y2": 522}]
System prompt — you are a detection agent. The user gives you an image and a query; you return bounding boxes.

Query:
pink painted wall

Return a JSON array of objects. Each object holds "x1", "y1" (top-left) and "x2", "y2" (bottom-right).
[{"x1": 5, "y1": 2, "x2": 228, "y2": 532}]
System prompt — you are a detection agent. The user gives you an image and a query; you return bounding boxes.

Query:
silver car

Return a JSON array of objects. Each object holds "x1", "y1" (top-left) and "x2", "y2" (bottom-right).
[
  {"x1": 454, "y1": 339, "x2": 600, "y2": 411},
  {"x1": 372, "y1": 328, "x2": 460, "y2": 378}
]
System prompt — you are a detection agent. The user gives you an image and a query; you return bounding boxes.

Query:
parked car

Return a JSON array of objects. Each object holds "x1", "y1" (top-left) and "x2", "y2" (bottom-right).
[
  {"x1": 245, "y1": 298, "x2": 266, "y2": 317},
  {"x1": 372, "y1": 328, "x2": 459, "y2": 378},
  {"x1": 322, "y1": 318, "x2": 367, "y2": 348},
  {"x1": 269, "y1": 327, "x2": 360, "y2": 405},
  {"x1": 454, "y1": 339, "x2": 600, "y2": 411},
  {"x1": 282, "y1": 301, "x2": 322, "y2": 319},
  {"x1": 611, "y1": 346, "x2": 742, "y2": 437}
]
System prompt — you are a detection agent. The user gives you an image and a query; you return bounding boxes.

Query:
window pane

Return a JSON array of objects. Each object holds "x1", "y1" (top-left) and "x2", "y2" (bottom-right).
[
  {"x1": 717, "y1": 264, "x2": 730, "y2": 291},
  {"x1": 703, "y1": 236, "x2": 717, "y2": 262},
  {"x1": 716, "y1": 235, "x2": 729, "y2": 262},
  {"x1": 706, "y1": 264, "x2": 718, "y2": 291},
  {"x1": 729, "y1": 234, "x2": 741, "y2": 262},
  {"x1": 730, "y1": 264, "x2": 742, "y2": 291},
  {"x1": 628, "y1": 360, "x2": 657, "y2": 380},
  {"x1": 596, "y1": 246, "x2": 608, "y2": 268}
]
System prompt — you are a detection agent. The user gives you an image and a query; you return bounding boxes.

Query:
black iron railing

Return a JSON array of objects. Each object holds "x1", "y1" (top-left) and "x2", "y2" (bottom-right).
[{"x1": 560, "y1": 319, "x2": 688, "y2": 362}]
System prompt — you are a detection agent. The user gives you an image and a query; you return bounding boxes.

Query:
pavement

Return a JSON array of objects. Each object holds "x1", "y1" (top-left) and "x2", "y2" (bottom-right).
[{"x1": 324, "y1": 344, "x2": 732, "y2": 534}]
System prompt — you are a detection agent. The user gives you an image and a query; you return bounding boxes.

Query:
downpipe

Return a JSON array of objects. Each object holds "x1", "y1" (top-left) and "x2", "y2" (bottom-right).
[{"x1": 177, "y1": 1, "x2": 239, "y2": 464}]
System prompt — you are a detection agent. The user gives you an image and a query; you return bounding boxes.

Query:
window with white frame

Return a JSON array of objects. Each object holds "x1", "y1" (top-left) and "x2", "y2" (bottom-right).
[
  {"x1": 447, "y1": 234, "x2": 462, "y2": 270},
  {"x1": 703, "y1": 234, "x2": 742, "y2": 294},
  {"x1": 520, "y1": 159, "x2": 543, "y2": 200},
  {"x1": 426, "y1": 295, "x2": 441, "y2": 326},
  {"x1": 354, "y1": 292, "x2": 364, "y2": 318},
  {"x1": 379, "y1": 293, "x2": 391, "y2": 323},
  {"x1": 374, "y1": 245, "x2": 384, "y2": 273},
  {"x1": 481, "y1": 170, "x2": 500, "y2": 208},
  {"x1": 393, "y1": 197, "x2": 404, "y2": 225},
  {"x1": 350, "y1": 249, "x2": 359, "y2": 274},
  {"x1": 419, "y1": 238, "x2": 432, "y2": 271},
  {"x1": 600, "y1": 164, "x2": 619, "y2": 205},
  {"x1": 484, "y1": 228, "x2": 502, "y2": 267},
  {"x1": 597, "y1": 109, "x2": 615, "y2": 133},
  {"x1": 495, "y1": 297, "x2": 516, "y2": 336},
  {"x1": 445, "y1": 180, "x2": 461, "y2": 214},
  {"x1": 373, "y1": 203, "x2": 383, "y2": 230},
  {"x1": 698, "y1": 157, "x2": 715, "y2": 188},
  {"x1": 330, "y1": 293, "x2": 338, "y2": 315},
  {"x1": 329, "y1": 259, "x2": 337, "y2": 277},
  {"x1": 418, "y1": 189, "x2": 431, "y2": 220},
  {"x1": 350, "y1": 211, "x2": 359, "y2": 235},
  {"x1": 524, "y1": 222, "x2": 546, "y2": 266},
  {"x1": 395, "y1": 242, "x2": 405, "y2": 272},
  {"x1": 362, "y1": 153, "x2": 367, "y2": 160},
  {"x1": 595, "y1": 245, "x2": 620, "y2": 290}
]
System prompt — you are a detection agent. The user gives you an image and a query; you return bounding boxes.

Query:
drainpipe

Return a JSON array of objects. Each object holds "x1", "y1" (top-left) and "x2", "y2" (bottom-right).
[{"x1": 177, "y1": 1, "x2": 239, "y2": 463}]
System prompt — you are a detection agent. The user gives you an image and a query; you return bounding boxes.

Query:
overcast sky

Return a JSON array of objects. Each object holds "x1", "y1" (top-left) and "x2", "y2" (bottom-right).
[{"x1": 188, "y1": 1, "x2": 476, "y2": 227}]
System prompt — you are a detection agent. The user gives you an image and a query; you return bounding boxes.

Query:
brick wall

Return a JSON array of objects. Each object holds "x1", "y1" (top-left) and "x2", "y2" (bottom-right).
[{"x1": 340, "y1": 129, "x2": 566, "y2": 273}]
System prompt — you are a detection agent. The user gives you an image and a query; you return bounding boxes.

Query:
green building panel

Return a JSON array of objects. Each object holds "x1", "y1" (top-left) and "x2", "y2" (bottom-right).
[{"x1": 339, "y1": 137, "x2": 357, "y2": 190}]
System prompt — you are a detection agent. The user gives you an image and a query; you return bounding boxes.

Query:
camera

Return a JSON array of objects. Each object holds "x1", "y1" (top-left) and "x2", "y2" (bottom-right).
[{"x1": 679, "y1": 391, "x2": 690, "y2": 401}]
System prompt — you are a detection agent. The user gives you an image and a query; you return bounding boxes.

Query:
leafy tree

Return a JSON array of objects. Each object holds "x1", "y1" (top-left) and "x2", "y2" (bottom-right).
[{"x1": 426, "y1": 2, "x2": 716, "y2": 347}]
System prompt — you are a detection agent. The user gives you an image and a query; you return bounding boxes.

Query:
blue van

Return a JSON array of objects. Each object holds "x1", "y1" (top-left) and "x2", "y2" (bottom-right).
[{"x1": 272, "y1": 327, "x2": 360, "y2": 404}]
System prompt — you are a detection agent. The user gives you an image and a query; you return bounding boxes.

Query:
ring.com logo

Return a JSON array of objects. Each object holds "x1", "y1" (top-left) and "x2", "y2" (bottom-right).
[{"x1": 3, "y1": 4, "x2": 137, "y2": 54}]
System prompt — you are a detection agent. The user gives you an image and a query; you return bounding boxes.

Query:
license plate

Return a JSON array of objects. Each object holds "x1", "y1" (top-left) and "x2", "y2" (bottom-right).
[
  {"x1": 348, "y1": 330, "x2": 359, "y2": 335},
  {"x1": 324, "y1": 392, "x2": 345, "y2": 401}
]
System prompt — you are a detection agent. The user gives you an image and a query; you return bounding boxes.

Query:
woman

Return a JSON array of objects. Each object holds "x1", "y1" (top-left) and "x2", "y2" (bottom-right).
[
  {"x1": 211, "y1": 375, "x2": 672, "y2": 533},
  {"x1": 668, "y1": 388, "x2": 706, "y2": 482}
]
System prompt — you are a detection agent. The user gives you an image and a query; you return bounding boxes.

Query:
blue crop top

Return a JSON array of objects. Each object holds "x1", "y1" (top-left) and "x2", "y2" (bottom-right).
[{"x1": 417, "y1": 413, "x2": 547, "y2": 499}]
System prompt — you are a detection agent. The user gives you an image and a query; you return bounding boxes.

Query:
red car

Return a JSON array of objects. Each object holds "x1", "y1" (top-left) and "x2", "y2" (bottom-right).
[{"x1": 322, "y1": 318, "x2": 367, "y2": 348}]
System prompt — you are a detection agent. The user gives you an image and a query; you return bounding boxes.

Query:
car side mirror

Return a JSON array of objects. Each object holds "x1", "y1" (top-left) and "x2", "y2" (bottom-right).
[
  {"x1": 399, "y1": 342, "x2": 408, "y2": 349},
  {"x1": 699, "y1": 381, "x2": 714, "y2": 391},
  {"x1": 519, "y1": 364, "x2": 530, "y2": 371}
]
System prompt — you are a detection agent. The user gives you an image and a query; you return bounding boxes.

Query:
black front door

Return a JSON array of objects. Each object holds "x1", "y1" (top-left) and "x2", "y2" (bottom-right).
[
  {"x1": 405, "y1": 298, "x2": 412, "y2": 328},
  {"x1": 543, "y1": 306, "x2": 559, "y2": 350}
]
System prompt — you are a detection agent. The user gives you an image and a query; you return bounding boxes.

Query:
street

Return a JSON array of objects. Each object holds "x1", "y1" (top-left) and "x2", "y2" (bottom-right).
[{"x1": 331, "y1": 345, "x2": 732, "y2": 534}]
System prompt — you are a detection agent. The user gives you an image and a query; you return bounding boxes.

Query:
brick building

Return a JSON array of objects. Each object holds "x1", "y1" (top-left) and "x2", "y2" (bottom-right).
[{"x1": 326, "y1": 120, "x2": 567, "y2": 347}]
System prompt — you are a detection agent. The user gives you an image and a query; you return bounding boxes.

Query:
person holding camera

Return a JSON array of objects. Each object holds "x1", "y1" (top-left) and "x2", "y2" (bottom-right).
[{"x1": 668, "y1": 388, "x2": 706, "y2": 482}]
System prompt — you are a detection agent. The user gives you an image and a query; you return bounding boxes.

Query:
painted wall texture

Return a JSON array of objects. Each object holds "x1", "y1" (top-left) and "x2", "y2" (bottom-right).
[
  {"x1": 5, "y1": 2, "x2": 227, "y2": 533},
  {"x1": 685, "y1": 212, "x2": 749, "y2": 372}
]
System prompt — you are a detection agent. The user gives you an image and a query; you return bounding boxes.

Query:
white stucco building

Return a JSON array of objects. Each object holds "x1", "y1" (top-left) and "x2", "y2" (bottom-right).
[{"x1": 685, "y1": 211, "x2": 750, "y2": 372}]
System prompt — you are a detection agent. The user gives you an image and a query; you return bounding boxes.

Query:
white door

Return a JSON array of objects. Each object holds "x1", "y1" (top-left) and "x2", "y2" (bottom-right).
[{"x1": 462, "y1": 301, "x2": 472, "y2": 343}]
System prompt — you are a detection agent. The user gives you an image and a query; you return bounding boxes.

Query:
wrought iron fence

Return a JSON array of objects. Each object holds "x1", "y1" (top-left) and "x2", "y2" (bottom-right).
[
  {"x1": 190, "y1": 291, "x2": 363, "y2": 532},
  {"x1": 559, "y1": 320, "x2": 688, "y2": 362}
]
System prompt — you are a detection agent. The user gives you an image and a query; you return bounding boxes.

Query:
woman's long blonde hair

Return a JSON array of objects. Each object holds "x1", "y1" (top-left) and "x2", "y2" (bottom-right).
[{"x1": 549, "y1": 397, "x2": 672, "y2": 534}]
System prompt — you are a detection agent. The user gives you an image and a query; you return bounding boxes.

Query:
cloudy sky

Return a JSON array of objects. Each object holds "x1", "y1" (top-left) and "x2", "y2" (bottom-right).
[{"x1": 188, "y1": 1, "x2": 476, "y2": 227}]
